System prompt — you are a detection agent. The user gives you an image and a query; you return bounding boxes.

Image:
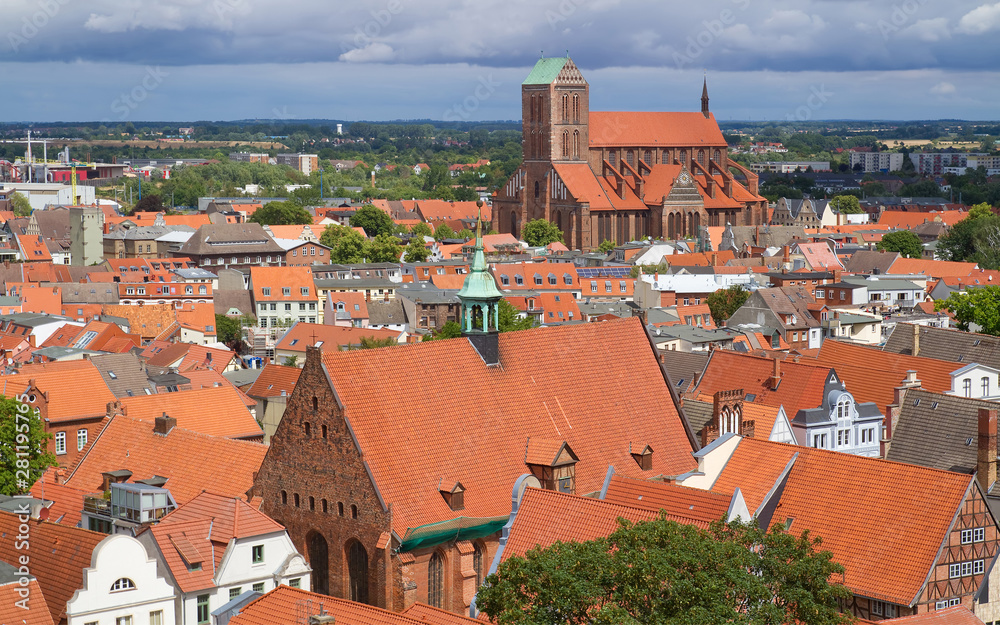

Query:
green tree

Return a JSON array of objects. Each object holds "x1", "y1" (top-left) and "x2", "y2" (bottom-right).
[
  {"x1": 0, "y1": 395, "x2": 57, "y2": 496},
  {"x1": 423, "y1": 320, "x2": 463, "y2": 341},
  {"x1": 969, "y1": 202, "x2": 994, "y2": 220},
  {"x1": 249, "y1": 201, "x2": 312, "y2": 225},
  {"x1": 349, "y1": 204, "x2": 395, "y2": 238},
  {"x1": 478, "y1": 515, "x2": 850, "y2": 625},
  {"x1": 521, "y1": 219, "x2": 563, "y2": 246},
  {"x1": 358, "y1": 335, "x2": 398, "y2": 349},
  {"x1": 829, "y1": 195, "x2": 863, "y2": 214},
  {"x1": 10, "y1": 192, "x2": 31, "y2": 217},
  {"x1": 215, "y1": 314, "x2": 242, "y2": 347},
  {"x1": 410, "y1": 222, "x2": 433, "y2": 238},
  {"x1": 498, "y1": 298, "x2": 535, "y2": 332},
  {"x1": 457, "y1": 228, "x2": 474, "y2": 240},
  {"x1": 936, "y1": 286, "x2": 1000, "y2": 335},
  {"x1": 282, "y1": 356, "x2": 299, "y2": 367},
  {"x1": 937, "y1": 212, "x2": 1000, "y2": 269},
  {"x1": 706, "y1": 285, "x2": 750, "y2": 326},
  {"x1": 403, "y1": 237, "x2": 431, "y2": 263},
  {"x1": 133, "y1": 194, "x2": 164, "y2": 213},
  {"x1": 877, "y1": 230, "x2": 924, "y2": 258},
  {"x1": 320, "y1": 225, "x2": 367, "y2": 263},
  {"x1": 598, "y1": 239, "x2": 617, "y2": 253},
  {"x1": 433, "y1": 223, "x2": 457, "y2": 241},
  {"x1": 364, "y1": 232, "x2": 402, "y2": 263}
]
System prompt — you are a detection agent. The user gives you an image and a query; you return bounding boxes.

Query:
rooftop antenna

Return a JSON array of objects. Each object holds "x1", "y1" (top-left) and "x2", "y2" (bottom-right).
[{"x1": 540, "y1": 50, "x2": 544, "y2": 58}]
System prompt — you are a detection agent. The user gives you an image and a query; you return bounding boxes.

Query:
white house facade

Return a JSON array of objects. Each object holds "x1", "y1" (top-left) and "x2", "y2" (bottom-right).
[{"x1": 790, "y1": 370, "x2": 883, "y2": 457}]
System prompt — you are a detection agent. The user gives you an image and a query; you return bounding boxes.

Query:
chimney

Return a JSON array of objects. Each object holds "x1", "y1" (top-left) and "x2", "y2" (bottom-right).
[
  {"x1": 154, "y1": 412, "x2": 177, "y2": 435},
  {"x1": 309, "y1": 615, "x2": 335, "y2": 625},
  {"x1": 978, "y1": 408, "x2": 997, "y2": 492},
  {"x1": 832, "y1": 268, "x2": 842, "y2": 284},
  {"x1": 901, "y1": 370, "x2": 921, "y2": 388},
  {"x1": 911, "y1": 324, "x2": 920, "y2": 357},
  {"x1": 767, "y1": 357, "x2": 781, "y2": 390}
]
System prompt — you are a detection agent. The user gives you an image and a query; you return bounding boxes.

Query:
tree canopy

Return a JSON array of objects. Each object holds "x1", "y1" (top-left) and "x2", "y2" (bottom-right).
[
  {"x1": 433, "y1": 223, "x2": 457, "y2": 241},
  {"x1": 320, "y1": 224, "x2": 367, "y2": 263},
  {"x1": 598, "y1": 239, "x2": 617, "y2": 254},
  {"x1": 403, "y1": 237, "x2": 431, "y2": 263},
  {"x1": 0, "y1": 395, "x2": 57, "y2": 496},
  {"x1": 133, "y1": 194, "x2": 164, "y2": 213},
  {"x1": 829, "y1": 195, "x2": 862, "y2": 214},
  {"x1": 410, "y1": 222, "x2": 433, "y2": 238},
  {"x1": 935, "y1": 286, "x2": 1000, "y2": 335},
  {"x1": 423, "y1": 320, "x2": 463, "y2": 341},
  {"x1": 498, "y1": 298, "x2": 536, "y2": 332},
  {"x1": 876, "y1": 230, "x2": 923, "y2": 258},
  {"x1": 248, "y1": 201, "x2": 312, "y2": 225},
  {"x1": 706, "y1": 285, "x2": 751, "y2": 326},
  {"x1": 349, "y1": 204, "x2": 395, "y2": 238},
  {"x1": 10, "y1": 192, "x2": 31, "y2": 217},
  {"x1": 477, "y1": 515, "x2": 850, "y2": 625},
  {"x1": 936, "y1": 205, "x2": 1000, "y2": 269},
  {"x1": 365, "y1": 232, "x2": 403, "y2": 263},
  {"x1": 522, "y1": 219, "x2": 563, "y2": 246}
]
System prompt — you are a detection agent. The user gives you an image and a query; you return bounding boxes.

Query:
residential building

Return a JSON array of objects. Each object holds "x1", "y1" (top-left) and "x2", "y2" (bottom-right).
[
  {"x1": 276, "y1": 153, "x2": 319, "y2": 175},
  {"x1": 850, "y1": 151, "x2": 905, "y2": 172},
  {"x1": 138, "y1": 491, "x2": 311, "y2": 625},
  {"x1": 748, "y1": 161, "x2": 830, "y2": 173},
  {"x1": 65, "y1": 534, "x2": 177, "y2": 625},
  {"x1": 174, "y1": 223, "x2": 285, "y2": 272},
  {"x1": 249, "y1": 265, "x2": 318, "y2": 329},
  {"x1": 724, "y1": 286, "x2": 822, "y2": 351},
  {"x1": 245, "y1": 363, "x2": 301, "y2": 443}
]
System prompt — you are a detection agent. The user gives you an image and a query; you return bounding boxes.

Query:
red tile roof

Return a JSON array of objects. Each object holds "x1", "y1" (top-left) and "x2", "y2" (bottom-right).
[
  {"x1": 0, "y1": 511, "x2": 105, "y2": 624},
  {"x1": 250, "y1": 265, "x2": 315, "y2": 301},
  {"x1": 274, "y1": 322, "x2": 400, "y2": 353},
  {"x1": 230, "y1": 585, "x2": 468, "y2": 625},
  {"x1": 30, "y1": 478, "x2": 90, "y2": 527},
  {"x1": 246, "y1": 363, "x2": 302, "y2": 398},
  {"x1": 0, "y1": 578, "x2": 53, "y2": 625},
  {"x1": 64, "y1": 415, "x2": 268, "y2": 505},
  {"x1": 415, "y1": 200, "x2": 490, "y2": 222},
  {"x1": 500, "y1": 486, "x2": 706, "y2": 563},
  {"x1": 887, "y1": 257, "x2": 979, "y2": 279},
  {"x1": 690, "y1": 350, "x2": 833, "y2": 417},
  {"x1": 861, "y1": 606, "x2": 983, "y2": 624},
  {"x1": 878, "y1": 210, "x2": 968, "y2": 229},
  {"x1": 602, "y1": 474, "x2": 731, "y2": 523},
  {"x1": 401, "y1": 602, "x2": 482, "y2": 624},
  {"x1": 0, "y1": 363, "x2": 116, "y2": 422},
  {"x1": 711, "y1": 436, "x2": 974, "y2": 605},
  {"x1": 319, "y1": 317, "x2": 696, "y2": 536},
  {"x1": 145, "y1": 343, "x2": 238, "y2": 373},
  {"x1": 589, "y1": 112, "x2": 727, "y2": 147},
  {"x1": 121, "y1": 385, "x2": 262, "y2": 439}
]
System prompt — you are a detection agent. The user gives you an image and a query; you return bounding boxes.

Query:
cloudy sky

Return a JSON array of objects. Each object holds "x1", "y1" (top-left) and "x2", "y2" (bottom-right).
[{"x1": 2, "y1": 0, "x2": 999, "y2": 122}]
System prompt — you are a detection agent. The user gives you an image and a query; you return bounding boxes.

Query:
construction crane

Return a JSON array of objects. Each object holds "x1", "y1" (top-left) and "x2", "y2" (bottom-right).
[{"x1": 71, "y1": 165, "x2": 78, "y2": 205}]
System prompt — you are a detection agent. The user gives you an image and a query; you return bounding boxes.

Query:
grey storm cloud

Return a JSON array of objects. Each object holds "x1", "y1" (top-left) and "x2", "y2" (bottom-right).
[{"x1": 2, "y1": 0, "x2": 1000, "y2": 121}]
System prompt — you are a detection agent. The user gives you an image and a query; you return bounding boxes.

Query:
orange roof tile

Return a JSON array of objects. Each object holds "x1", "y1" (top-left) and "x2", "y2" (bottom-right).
[
  {"x1": 690, "y1": 350, "x2": 832, "y2": 417},
  {"x1": 416, "y1": 200, "x2": 490, "y2": 222},
  {"x1": 231, "y1": 585, "x2": 462, "y2": 625},
  {"x1": 887, "y1": 257, "x2": 979, "y2": 279},
  {"x1": 813, "y1": 339, "x2": 958, "y2": 410},
  {"x1": 602, "y1": 474, "x2": 731, "y2": 523},
  {"x1": 401, "y1": 603, "x2": 482, "y2": 624},
  {"x1": 250, "y1": 265, "x2": 315, "y2": 301},
  {"x1": 174, "y1": 302, "x2": 217, "y2": 337},
  {"x1": 15, "y1": 234, "x2": 53, "y2": 262},
  {"x1": 501, "y1": 486, "x2": 706, "y2": 563},
  {"x1": 318, "y1": 317, "x2": 696, "y2": 536},
  {"x1": 0, "y1": 511, "x2": 105, "y2": 624},
  {"x1": 712, "y1": 437, "x2": 973, "y2": 605},
  {"x1": 145, "y1": 343, "x2": 238, "y2": 373},
  {"x1": 0, "y1": 363, "x2": 116, "y2": 422},
  {"x1": 589, "y1": 111, "x2": 727, "y2": 147},
  {"x1": 121, "y1": 385, "x2": 262, "y2": 439},
  {"x1": 537, "y1": 291, "x2": 581, "y2": 323},
  {"x1": 0, "y1": 578, "x2": 53, "y2": 625},
  {"x1": 30, "y1": 479, "x2": 90, "y2": 527},
  {"x1": 551, "y1": 163, "x2": 616, "y2": 210},
  {"x1": 430, "y1": 273, "x2": 467, "y2": 290},
  {"x1": 64, "y1": 414, "x2": 268, "y2": 505},
  {"x1": 246, "y1": 363, "x2": 302, "y2": 398},
  {"x1": 275, "y1": 322, "x2": 400, "y2": 353},
  {"x1": 102, "y1": 303, "x2": 177, "y2": 338},
  {"x1": 878, "y1": 210, "x2": 967, "y2": 229},
  {"x1": 862, "y1": 606, "x2": 983, "y2": 624}
]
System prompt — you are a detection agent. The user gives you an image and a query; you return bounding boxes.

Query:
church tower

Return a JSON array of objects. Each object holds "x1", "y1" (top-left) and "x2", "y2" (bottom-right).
[
  {"x1": 457, "y1": 202, "x2": 504, "y2": 365},
  {"x1": 701, "y1": 77, "x2": 710, "y2": 119}
]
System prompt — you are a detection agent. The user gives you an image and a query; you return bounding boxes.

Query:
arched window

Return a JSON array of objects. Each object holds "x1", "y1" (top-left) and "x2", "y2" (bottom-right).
[
  {"x1": 281, "y1": 490, "x2": 287, "y2": 505},
  {"x1": 338, "y1": 502, "x2": 344, "y2": 516},
  {"x1": 534, "y1": 181, "x2": 539, "y2": 198},
  {"x1": 294, "y1": 493, "x2": 300, "y2": 507},
  {"x1": 562, "y1": 131, "x2": 569, "y2": 158},
  {"x1": 836, "y1": 395, "x2": 853, "y2": 448},
  {"x1": 351, "y1": 504, "x2": 358, "y2": 519},
  {"x1": 312, "y1": 397, "x2": 318, "y2": 412},
  {"x1": 321, "y1": 424, "x2": 327, "y2": 438},
  {"x1": 643, "y1": 150, "x2": 652, "y2": 164},
  {"x1": 304, "y1": 422, "x2": 311, "y2": 437},
  {"x1": 609, "y1": 151, "x2": 617, "y2": 166},
  {"x1": 679, "y1": 149, "x2": 687, "y2": 164},
  {"x1": 572, "y1": 130, "x2": 580, "y2": 159},
  {"x1": 697, "y1": 149, "x2": 706, "y2": 165},
  {"x1": 510, "y1": 211, "x2": 518, "y2": 237},
  {"x1": 473, "y1": 543, "x2": 484, "y2": 588},
  {"x1": 348, "y1": 541, "x2": 369, "y2": 604},
  {"x1": 309, "y1": 496, "x2": 315, "y2": 511},
  {"x1": 428, "y1": 553, "x2": 444, "y2": 608},
  {"x1": 626, "y1": 151, "x2": 634, "y2": 166},
  {"x1": 322, "y1": 498, "x2": 328, "y2": 513},
  {"x1": 572, "y1": 94, "x2": 580, "y2": 122},
  {"x1": 714, "y1": 149, "x2": 722, "y2": 162},
  {"x1": 561, "y1": 94, "x2": 568, "y2": 122},
  {"x1": 529, "y1": 95, "x2": 536, "y2": 122},
  {"x1": 110, "y1": 578, "x2": 136, "y2": 592}
]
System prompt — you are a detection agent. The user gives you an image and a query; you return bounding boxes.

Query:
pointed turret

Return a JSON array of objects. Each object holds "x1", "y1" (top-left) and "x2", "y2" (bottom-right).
[
  {"x1": 457, "y1": 201, "x2": 504, "y2": 364},
  {"x1": 701, "y1": 76, "x2": 710, "y2": 119}
]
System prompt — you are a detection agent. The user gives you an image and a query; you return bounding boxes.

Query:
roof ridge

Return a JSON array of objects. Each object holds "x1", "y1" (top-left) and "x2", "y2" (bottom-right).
[{"x1": 524, "y1": 484, "x2": 705, "y2": 525}]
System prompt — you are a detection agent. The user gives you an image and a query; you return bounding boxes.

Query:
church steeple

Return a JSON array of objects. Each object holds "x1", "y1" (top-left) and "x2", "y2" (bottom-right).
[
  {"x1": 701, "y1": 76, "x2": 710, "y2": 118},
  {"x1": 457, "y1": 201, "x2": 504, "y2": 364}
]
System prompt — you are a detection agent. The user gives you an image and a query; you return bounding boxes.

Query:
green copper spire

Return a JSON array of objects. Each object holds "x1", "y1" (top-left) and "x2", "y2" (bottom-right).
[{"x1": 458, "y1": 201, "x2": 503, "y2": 334}]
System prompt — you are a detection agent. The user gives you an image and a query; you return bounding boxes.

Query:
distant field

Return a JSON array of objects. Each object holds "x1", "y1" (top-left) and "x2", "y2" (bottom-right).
[
  {"x1": 38, "y1": 139, "x2": 288, "y2": 150},
  {"x1": 896, "y1": 139, "x2": 982, "y2": 149}
]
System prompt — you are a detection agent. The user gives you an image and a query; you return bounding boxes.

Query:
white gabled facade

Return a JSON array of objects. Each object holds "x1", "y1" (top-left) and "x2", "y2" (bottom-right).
[{"x1": 66, "y1": 534, "x2": 176, "y2": 625}]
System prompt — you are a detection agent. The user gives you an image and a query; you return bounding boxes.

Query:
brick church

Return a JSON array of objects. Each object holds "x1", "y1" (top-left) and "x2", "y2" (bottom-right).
[
  {"x1": 251, "y1": 226, "x2": 698, "y2": 617},
  {"x1": 491, "y1": 56, "x2": 768, "y2": 250}
]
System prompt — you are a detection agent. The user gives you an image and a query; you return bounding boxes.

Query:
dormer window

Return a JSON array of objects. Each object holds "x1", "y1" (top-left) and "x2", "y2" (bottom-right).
[
  {"x1": 524, "y1": 438, "x2": 578, "y2": 494},
  {"x1": 439, "y1": 480, "x2": 465, "y2": 511},
  {"x1": 631, "y1": 444, "x2": 653, "y2": 471}
]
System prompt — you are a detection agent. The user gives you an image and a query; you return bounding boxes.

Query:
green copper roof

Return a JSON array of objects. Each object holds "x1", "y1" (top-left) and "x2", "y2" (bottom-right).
[
  {"x1": 458, "y1": 213, "x2": 504, "y2": 301},
  {"x1": 522, "y1": 57, "x2": 570, "y2": 85}
]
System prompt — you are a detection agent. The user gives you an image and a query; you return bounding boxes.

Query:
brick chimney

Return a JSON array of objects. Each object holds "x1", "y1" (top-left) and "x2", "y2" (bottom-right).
[
  {"x1": 978, "y1": 408, "x2": 997, "y2": 492},
  {"x1": 911, "y1": 324, "x2": 920, "y2": 357},
  {"x1": 154, "y1": 412, "x2": 177, "y2": 435},
  {"x1": 767, "y1": 358, "x2": 781, "y2": 390}
]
